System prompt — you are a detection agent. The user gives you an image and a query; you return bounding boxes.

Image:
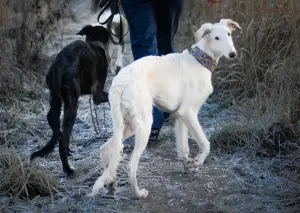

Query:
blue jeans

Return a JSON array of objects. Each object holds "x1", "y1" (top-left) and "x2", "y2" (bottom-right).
[{"x1": 121, "y1": 0, "x2": 184, "y2": 130}]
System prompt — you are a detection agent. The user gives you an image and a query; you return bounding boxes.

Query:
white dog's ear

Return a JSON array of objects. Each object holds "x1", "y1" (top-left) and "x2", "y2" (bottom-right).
[
  {"x1": 194, "y1": 23, "x2": 213, "y2": 43},
  {"x1": 219, "y1": 19, "x2": 242, "y2": 32},
  {"x1": 190, "y1": 25, "x2": 198, "y2": 34},
  {"x1": 202, "y1": 29, "x2": 211, "y2": 38}
]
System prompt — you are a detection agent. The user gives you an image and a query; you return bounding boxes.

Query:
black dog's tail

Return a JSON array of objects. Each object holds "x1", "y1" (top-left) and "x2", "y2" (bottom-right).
[{"x1": 30, "y1": 66, "x2": 63, "y2": 161}]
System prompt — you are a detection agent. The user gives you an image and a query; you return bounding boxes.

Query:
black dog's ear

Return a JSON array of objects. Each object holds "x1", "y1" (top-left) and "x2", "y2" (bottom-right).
[{"x1": 77, "y1": 25, "x2": 93, "y2": 36}]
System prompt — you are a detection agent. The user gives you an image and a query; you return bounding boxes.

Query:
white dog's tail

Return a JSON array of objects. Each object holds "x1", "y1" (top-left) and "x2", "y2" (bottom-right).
[
  {"x1": 109, "y1": 86, "x2": 125, "y2": 146},
  {"x1": 109, "y1": 69, "x2": 134, "y2": 144}
]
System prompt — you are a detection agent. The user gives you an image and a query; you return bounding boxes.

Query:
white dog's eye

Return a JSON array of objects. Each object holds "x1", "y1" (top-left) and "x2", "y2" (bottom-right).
[
  {"x1": 228, "y1": 33, "x2": 231, "y2": 36},
  {"x1": 215, "y1": 37, "x2": 219, "y2": 40}
]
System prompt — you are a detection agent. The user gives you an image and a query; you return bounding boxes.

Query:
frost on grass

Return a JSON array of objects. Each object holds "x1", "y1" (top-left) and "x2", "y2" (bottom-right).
[{"x1": 0, "y1": 146, "x2": 64, "y2": 200}]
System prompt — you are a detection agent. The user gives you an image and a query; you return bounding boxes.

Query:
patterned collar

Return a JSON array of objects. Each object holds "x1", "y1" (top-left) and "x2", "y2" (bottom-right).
[
  {"x1": 189, "y1": 46, "x2": 217, "y2": 72},
  {"x1": 89, "y1": 40, "x2": 105, "y2": 50}
]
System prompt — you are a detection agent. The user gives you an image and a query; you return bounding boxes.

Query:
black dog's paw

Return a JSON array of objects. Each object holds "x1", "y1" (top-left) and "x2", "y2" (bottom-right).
[
  {"x1": 101, "y1": 91, "x2": 109, "y2": 103},
  {"x1": 64, "y1": 166, "x2": 76, "y2": 177},
  {"x1": 93, "y1": 89, "x2": 109, "y2": 105},
  {"x1": 30, "y1": 152, "x2": 37, "y2": 161},
  {"x1": 115, "y1": 66, "x2": 121, "y2": 75}
]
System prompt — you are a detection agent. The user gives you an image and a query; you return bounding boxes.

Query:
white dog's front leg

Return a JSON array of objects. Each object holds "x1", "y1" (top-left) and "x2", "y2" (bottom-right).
[
  {"x1": 175, "y1": 118, "x2": 189, "y2": 160},
  {"x1": 180, "y1": 110, "x2": 210, "y2": 168},
  {"x1": 175, "y1": 118, "x2": 195, "y2": 172}
]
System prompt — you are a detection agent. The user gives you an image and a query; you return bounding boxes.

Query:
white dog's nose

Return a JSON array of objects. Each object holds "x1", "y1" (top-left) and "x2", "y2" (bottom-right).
[{"x1": 229, "y1": 52, "x2": 236, "y2": 58}]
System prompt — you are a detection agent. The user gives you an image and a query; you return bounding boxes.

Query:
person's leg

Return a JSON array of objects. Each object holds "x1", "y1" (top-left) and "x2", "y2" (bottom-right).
[
  {"x1": 154, "y1": 0, "x2": 184, "y2": 56},
  {"x1": 121, "y1": 0, "x2": 160, "y2": 145},
  {"x1": 149, "y1": 0, "x2": 184, "y2": 138},
  {"x1": 121, "y1": 0, "x2": 158, "y2": 60}
]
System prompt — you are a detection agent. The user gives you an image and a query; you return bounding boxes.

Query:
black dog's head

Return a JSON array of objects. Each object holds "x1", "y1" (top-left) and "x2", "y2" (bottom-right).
[{"x1": 77, "y1": 25, "x2": 110, "y2": 44}]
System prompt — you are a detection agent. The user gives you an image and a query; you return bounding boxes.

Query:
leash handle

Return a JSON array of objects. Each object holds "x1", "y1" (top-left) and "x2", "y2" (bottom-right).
[
  {"x1": 97, "y1": 0, "x2": 112, "y2": 25},
  {"x1": 97, "y1": 0, "x2": 129, "y2": 45}
]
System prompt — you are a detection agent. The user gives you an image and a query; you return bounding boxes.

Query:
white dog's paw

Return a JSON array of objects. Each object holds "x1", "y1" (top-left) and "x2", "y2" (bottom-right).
[
  {"x1": 86, "y1": 190, "x2": 99, "y2": 198},
  {"x1": 87, "y1": 178, "x2": 105, "y2": 197},
  {"x1": 69, "y1": 163, "x2": 76, "y2": 171},
  {"x1": 189, "y1": 165, "x2": 201, "y2": 173},
  {"x1": 194, "y1": 153, "x2": 208, "y2": 167},
  {"x1": 181, "y1": 158, "x2": 194, "y2": 172},
  {"x1": 108, "y1": 181, "x2": 117, "y2": 195},
  {"x1": 182, "y1": 158, "x2": 202, "y2": 173},
  {"x1": 136, "y1": 188, "x2": 148, "y2": 199}
]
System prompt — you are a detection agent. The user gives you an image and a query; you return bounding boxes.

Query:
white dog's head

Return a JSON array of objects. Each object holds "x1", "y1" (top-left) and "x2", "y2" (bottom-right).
[{"x1": 194, "y1": 19, "x2": 241, "y2": 59}]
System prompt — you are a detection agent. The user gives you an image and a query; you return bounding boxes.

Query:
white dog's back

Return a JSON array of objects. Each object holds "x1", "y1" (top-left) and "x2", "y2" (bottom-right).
[{"x1": 110, "y1": 52, "x2": 206, "y2": 118}]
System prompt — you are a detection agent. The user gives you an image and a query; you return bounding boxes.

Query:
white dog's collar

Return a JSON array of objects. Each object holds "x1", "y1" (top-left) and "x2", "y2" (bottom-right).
[
  {"x1": 89, "y1": 41, "x2": 105, "y2": 50},
  {"x1": 189, "y1": 46, "x2": 217, "y2": 72}
]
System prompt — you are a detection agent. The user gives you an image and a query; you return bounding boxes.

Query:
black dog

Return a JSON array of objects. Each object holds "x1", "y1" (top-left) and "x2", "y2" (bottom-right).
[{"x1": 31, "y1": 25, "x2": 110, "y2": 176}]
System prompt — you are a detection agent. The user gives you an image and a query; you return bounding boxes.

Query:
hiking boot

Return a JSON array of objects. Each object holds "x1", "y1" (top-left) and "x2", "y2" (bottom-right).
[
  {"x1": 164, "y1": 113, "x2": 171, "y2": 123},
  {"x1": 148, "y1": 128, "x2": 160, "y2": 146}
]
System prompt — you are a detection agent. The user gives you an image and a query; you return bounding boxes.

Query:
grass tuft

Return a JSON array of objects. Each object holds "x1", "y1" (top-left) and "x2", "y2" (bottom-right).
[{"x1": 0, "y1": 146, "x2": 64, "y2": 200}]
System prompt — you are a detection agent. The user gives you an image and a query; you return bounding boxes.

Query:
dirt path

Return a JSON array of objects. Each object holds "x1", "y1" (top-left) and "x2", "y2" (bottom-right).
[
  {"x1": 5, "y1": 1, "x2": 284, "y2": 213},
  {"x1": 15, "y1": 98, "x2": 281, "y2": 213}
]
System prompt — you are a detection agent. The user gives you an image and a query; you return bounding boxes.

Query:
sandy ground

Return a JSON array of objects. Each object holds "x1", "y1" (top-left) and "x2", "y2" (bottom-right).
[{"x1": 1, "y1": 1, "x2": 286, "y2": 213}]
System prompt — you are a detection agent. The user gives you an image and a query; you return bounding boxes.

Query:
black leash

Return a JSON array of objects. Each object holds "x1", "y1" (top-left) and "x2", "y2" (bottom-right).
[
  {"x1": 97, "y1": 0, "x2": 112, "y2": 25},
  {"x1": 97, "y1": 0, "x2": 128, "y2": 45}
]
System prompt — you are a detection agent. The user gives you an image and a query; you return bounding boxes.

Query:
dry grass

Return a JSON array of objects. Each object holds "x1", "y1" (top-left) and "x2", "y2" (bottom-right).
[
  {"x1": 0, "y1": 146, "x2": 63, "y2": 200},
  {"x1": 184, "y1": 0, "x2": 300, "y2": 104},
  {"x1": 0, "y1": 1, "x2": 71, "y2": 202},
  {"x1": 0, "y1": 0, "x2": 74, "y2": 103},
  {"x1": 211, "y1": 121, "x2": 300, "y2": 157},
  {"x1": 211, "y1": 119, "x2": 300, "y2": 210}
]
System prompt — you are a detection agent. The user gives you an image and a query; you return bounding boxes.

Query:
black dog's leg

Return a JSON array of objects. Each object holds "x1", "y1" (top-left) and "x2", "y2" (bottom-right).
[
  {"x1": 60, "y1": 81, "x2": 79, "y2": 176},
  {"x1": 47, "y1": 104, "x2": 63, "y2": 141},
  {"x1": 31, "y1": 95, "x2": 62, "y2": 160},
  {"x1": 92, "y1": 82, "x2": 109, "y2": 105},
  {"x1": 46, "y1": 98, "x2": 73, "y2": 156},
  {"x1": 102, "y1": 91, "x2": 109, "y2": 103}
]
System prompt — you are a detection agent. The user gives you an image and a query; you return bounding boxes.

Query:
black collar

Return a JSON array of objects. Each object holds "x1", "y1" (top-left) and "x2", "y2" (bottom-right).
[{"x1": 189, "y1": 46, "x2": 217, "y2": 72}]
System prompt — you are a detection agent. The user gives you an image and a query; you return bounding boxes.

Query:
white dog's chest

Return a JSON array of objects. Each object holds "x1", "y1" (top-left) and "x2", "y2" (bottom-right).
[{"x1": 183, "y1": 78, "x2": 213, "y2": 106}]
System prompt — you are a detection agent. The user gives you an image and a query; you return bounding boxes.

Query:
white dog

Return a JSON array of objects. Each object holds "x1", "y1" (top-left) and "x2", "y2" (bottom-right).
[{"x1": 89, "y1": 19, "x2": 241, "y2": 198}]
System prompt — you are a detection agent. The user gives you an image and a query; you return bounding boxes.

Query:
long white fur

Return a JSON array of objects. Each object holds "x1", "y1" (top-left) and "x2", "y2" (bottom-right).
[{"x1": 88, "y1": 19, "x2": 241, "y2": 198}]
